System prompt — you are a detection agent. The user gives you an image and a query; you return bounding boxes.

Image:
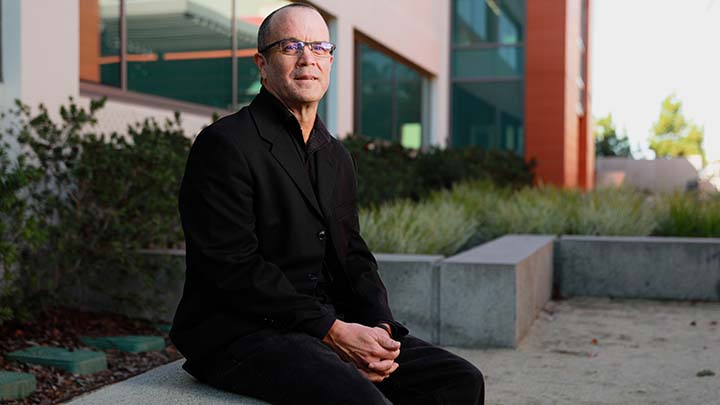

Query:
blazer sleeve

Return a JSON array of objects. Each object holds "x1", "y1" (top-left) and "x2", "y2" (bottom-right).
[
  {"x1": 179, "y1": 128, "x2": 336, "y2": 339},
  {"x1": 342, "y1": 151, "x2": 409, "y2": 338}
]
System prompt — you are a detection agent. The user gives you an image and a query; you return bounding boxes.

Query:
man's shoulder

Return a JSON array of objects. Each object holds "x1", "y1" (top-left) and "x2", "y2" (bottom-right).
[
  {"x1": 202, "y1": 108, "x2": 253, "y2": 137},
  {"x1": 193, "y1": 107, "x2": 258, "y2": 150},
  {"x1": 328, "y1": 135, "x2": 354, "y2": 164}
]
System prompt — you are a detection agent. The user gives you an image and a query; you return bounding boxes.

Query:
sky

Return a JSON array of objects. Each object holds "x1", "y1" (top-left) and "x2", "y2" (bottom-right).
[{"x1": 591, "y1": 0, "x2": 720, "y2": 161}]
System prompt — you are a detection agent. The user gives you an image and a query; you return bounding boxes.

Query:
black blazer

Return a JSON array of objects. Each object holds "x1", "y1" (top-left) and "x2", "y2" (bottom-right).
[{"x1": 170, "y1": 89, "x2": 407, "y2": 373}]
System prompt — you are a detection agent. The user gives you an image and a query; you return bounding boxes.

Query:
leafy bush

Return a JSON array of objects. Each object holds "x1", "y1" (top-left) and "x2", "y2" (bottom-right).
[
  {"x1": 342, "y1": 135, "x2": 422, "y2": 207},
  {"x1": 343, "y1": 134, "x2": 534, "y2": 207},
  {"x1": 0, "y1": 125, "x2": 47, "y2": 323},
  {"x1": 0, "y1": 98, "x2": 191, "y2": 323}
]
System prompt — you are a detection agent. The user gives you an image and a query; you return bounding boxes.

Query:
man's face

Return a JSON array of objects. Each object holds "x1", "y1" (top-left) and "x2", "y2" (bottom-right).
[{"x1": 254, "y1": 8, "x2": 333, "y2": 109}]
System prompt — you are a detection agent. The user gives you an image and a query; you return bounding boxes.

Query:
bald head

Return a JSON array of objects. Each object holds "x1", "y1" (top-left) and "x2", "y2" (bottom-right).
[{"x1": 257, "y1": 3, "x2": 327, "y2": 51}]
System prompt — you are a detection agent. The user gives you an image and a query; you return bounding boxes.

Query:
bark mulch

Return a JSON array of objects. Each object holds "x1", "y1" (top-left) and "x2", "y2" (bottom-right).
[{"x1": 0, "y1": 307, "x2": 182, "y2": 404}]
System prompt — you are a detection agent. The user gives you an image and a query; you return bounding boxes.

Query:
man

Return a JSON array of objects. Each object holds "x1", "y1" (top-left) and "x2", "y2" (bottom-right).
[{"x1": 170, "y1": 3, "x2": 484, "y2": 404}]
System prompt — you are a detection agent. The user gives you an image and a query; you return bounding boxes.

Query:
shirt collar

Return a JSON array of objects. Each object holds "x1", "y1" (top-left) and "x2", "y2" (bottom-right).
[{"x1": 255, "y1": 86, "x2": 332, "y2": 152}]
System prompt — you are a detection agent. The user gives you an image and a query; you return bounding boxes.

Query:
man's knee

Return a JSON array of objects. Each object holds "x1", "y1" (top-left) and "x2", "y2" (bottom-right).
[{"x1": 461, "y1": 363, "x2": 485, "y2": 403}]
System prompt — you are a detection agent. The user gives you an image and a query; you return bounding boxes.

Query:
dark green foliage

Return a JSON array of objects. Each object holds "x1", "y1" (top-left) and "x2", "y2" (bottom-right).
[
  {"x1": 0, "y1": 122, "x2": 47, "y2": 323},
  {"x1": 342, "y1": 134, "x2": 534, "y2": 207},
  {"x1": 0, "y1": 98, "x2": 190, "y2": 323},
  {"x1": 595, "y1": 113, "x2": 633, "y2": 158}
]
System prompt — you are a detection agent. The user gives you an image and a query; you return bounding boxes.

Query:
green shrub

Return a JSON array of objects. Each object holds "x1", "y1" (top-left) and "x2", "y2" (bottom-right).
[
  {"x1": 0, "y1": 123, "x2": 47, "y2": 323},
  {"x1": 343, "y1": 134, "x2": 534, "y2": 207},
  {"x1": 342, "y1": 135, "x2": 422, "y2": 207},
  {"x1": 0, "y1": 98, "x2": 191, "y2": 322}
]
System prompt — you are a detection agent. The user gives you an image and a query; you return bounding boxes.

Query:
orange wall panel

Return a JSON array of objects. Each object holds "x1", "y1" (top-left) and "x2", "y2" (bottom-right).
[
  {"x1": 526, "y1": 0, "x2": 593, "y2": 189},
  {"x1": 525, "y1": 0, "x2": 567, "y2": 187},
  {"x1": 79, "y1": 0, "x2": 100, "y2": 83}
]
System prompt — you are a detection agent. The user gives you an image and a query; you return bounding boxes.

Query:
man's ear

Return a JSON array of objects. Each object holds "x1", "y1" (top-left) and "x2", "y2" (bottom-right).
[{"x1": 254, "y1": 52, "x2": 267, "y2": 81}]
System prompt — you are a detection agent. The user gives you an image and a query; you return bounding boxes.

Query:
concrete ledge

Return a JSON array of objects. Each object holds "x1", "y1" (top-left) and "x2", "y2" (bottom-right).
[
  {"x1": 66, "y1": 360, "x2": 269, "y2": 405},
  {"x1": 558, "y1": 236, "x2": 720, "y2": 301},
  {"x1": 376, "y1": 254, "x2": 444, "y2": 343},
  {"x1": 439, "y1": 235, "x2": 555, "y2": 348}
]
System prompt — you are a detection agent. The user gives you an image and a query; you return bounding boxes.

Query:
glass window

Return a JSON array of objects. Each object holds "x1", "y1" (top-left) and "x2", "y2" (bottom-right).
[
  {"x1": 452, "y1": 46, "x2": 523, "y2": 78},
  {"x1": 125, "y1": 0, "x2": 236, "y2": 109},
  {"x1": 80, "y1": 0, "x2": 121, "y2": 87},
  {"x1": 452, "y1": 0, "x2": 525, "y2": 46},
  {"x1": 0, "y1": 0, "x2": 2, "y2": 83},
  {"x1": 451, "y1": 80, "x2": 524, "y2": 154},
  {"x1": 355, "y1": 43, "x2": 423, "y2": 148}
]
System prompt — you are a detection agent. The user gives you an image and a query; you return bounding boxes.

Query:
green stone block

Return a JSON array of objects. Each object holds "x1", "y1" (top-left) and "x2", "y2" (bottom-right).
[
  {"x1": 154, "y1": 323, "x2": 172, "y2": 333},
  {"x1": 80, "y1": 335, "x2": 166, "y2": 353},
  {"x1": 0, "y1": 371, "x2": 36, "y2": 400},
  {"x1": 6, "y1": 346, "x2": 107, "y2": 375}
]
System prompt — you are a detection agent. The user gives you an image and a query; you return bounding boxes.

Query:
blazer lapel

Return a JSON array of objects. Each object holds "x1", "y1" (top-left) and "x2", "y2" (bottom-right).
[
  {"x1": 249, "y1": 106, "x2": 324, "y2": 219},
  {"x1": 316, "y1": 143, "x2": 338, "y2": 219}
]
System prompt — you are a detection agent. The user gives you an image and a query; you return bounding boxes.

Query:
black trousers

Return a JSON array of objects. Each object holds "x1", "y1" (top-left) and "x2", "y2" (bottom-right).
[{"x1": 202, "y1": 330, "x2": 484, "y2": 405}]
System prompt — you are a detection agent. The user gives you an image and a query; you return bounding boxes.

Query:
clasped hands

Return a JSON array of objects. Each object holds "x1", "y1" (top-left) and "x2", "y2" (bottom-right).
[{"x1": 322, "y1": 319, "x2": 401, "y2": 382}]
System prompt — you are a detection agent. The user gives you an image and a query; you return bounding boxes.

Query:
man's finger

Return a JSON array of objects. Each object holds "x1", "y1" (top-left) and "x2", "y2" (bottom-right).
[
  {"x1": 358, "y1": 368, "x2": 387, "y2": 383},
  {"x1": 378, "y1": 338, "x2": 401, "y2": 350},
  {"x1": 368, "y1": 359, "x2": 396, "y2": 372}
]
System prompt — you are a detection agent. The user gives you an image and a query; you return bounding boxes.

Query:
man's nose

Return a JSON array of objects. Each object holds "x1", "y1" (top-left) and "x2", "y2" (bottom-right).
[{"x1": 296, "y1": 45, "x2": 318, "y2": 65}]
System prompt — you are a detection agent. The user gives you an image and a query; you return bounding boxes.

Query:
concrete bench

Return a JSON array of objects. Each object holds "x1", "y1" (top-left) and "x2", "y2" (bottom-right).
[
  {"x1": 438, "y1": 235, "x2": 555, "y2": 348},
  {"x1": 66, "y1": 360, "x2": 269, "y2": 404}
]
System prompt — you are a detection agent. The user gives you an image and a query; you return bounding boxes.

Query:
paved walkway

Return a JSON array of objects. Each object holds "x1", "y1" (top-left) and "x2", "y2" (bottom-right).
[{"x1": 66, "y1": 297, "x2": 720, "y2": 404}]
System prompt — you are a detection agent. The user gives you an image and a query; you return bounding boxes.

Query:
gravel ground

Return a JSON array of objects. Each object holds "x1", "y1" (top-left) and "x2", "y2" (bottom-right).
[{"x1": 448, "y1": 297, "x2": 720, "y2": 405}]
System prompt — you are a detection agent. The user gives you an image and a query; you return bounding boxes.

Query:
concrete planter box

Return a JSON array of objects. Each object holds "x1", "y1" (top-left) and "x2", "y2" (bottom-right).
[
  {"x1": 68, "y1": 238, "x2": 556, "y2": 349},
  {"x1": 375, "y1": 254, "x2": 443, "y2": 343},
  {"x1": 557, "y1": 236, "x2": 720, "y2": 301},
  {"x1": 439, "y1": 235, "x2": 555, "y2": 348}
]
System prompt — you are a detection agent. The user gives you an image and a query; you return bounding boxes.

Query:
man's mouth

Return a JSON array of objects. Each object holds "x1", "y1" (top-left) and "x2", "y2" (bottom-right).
[{"x1": 295, "y1": 75, "x2": 318, "y2": 80}]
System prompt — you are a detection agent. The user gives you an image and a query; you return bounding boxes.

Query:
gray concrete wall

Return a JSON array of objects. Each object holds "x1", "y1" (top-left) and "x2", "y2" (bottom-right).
[
  {"x1": 375, "y1": 254, "x2": 443, "y2": 343},
  {"x1": 439, "y1": 235, "x2": 555, "y2": 348},
  {"x1": 557, "y1": 236, "x2": 720, "y2": 301},
  {"x1": 596, "y1": 157, "x2": 699, "y2": 193}
]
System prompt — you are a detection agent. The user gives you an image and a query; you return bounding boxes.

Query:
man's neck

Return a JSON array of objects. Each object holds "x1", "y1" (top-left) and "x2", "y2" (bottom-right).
[
  {"x1": 264, "y1": 87, "x2": 317, "y2": 143},
  {"x1": 287, "y1": 104, "x2": 317, "y2": 143}
]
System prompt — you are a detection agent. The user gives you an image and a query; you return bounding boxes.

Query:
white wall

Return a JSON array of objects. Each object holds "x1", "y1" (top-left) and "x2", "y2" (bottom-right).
[
  {"x1": 14, "y1": 0, "x2": 79, "y2": 113},
  {"x1": 77, "y1": 96, "x2": 213, "y2": 139}
]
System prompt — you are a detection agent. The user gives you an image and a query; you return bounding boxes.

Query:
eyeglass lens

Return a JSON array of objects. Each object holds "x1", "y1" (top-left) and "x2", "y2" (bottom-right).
[{"x1": 281, "y1": 40, "x2": 334, "y2": 56}]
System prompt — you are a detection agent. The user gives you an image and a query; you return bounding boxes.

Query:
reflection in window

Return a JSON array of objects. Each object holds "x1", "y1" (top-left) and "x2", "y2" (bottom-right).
[
  {"x1": 80, "y1": 0, "x2": 121, "y2": 87},
  {"x1": 452, "y1": 47, "x2": 523, "y2": 78},
  {"x1": 451, "y1": 81, "x2": 524, "y2": 154},
  {"x1": 452, "y1": 0, "x2": 525, "y2": 46},
  {"x1": 79, "y1": 0, "x2": 304, "y2": 111},
  {"x1": 355, "y1": 43, "x2": 422, "y2": 149},
  {"x1": 126, "y1": 0, "x2": 238, "y2": 109}
]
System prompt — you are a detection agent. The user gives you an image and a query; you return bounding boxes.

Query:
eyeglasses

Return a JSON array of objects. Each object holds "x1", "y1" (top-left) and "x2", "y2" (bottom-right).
[{"x1": 259, "y1": 38, "x2": 336, "y2": 57}]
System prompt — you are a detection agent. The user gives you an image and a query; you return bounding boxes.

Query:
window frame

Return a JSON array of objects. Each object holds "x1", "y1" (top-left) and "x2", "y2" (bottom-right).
[{"x1": 353, "y1": 32, "x2": 427, "y2": 147}]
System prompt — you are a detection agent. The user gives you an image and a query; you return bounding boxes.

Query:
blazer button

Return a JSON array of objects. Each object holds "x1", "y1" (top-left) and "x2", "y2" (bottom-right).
[{"x1": 317, "y1": 230, "x2": 326, "y2": 241}]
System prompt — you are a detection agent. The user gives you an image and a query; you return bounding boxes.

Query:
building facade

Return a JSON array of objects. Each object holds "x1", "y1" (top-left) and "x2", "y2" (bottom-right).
[{"x1": 0, "y1": 0, "x2": 593, "y2": 188}]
